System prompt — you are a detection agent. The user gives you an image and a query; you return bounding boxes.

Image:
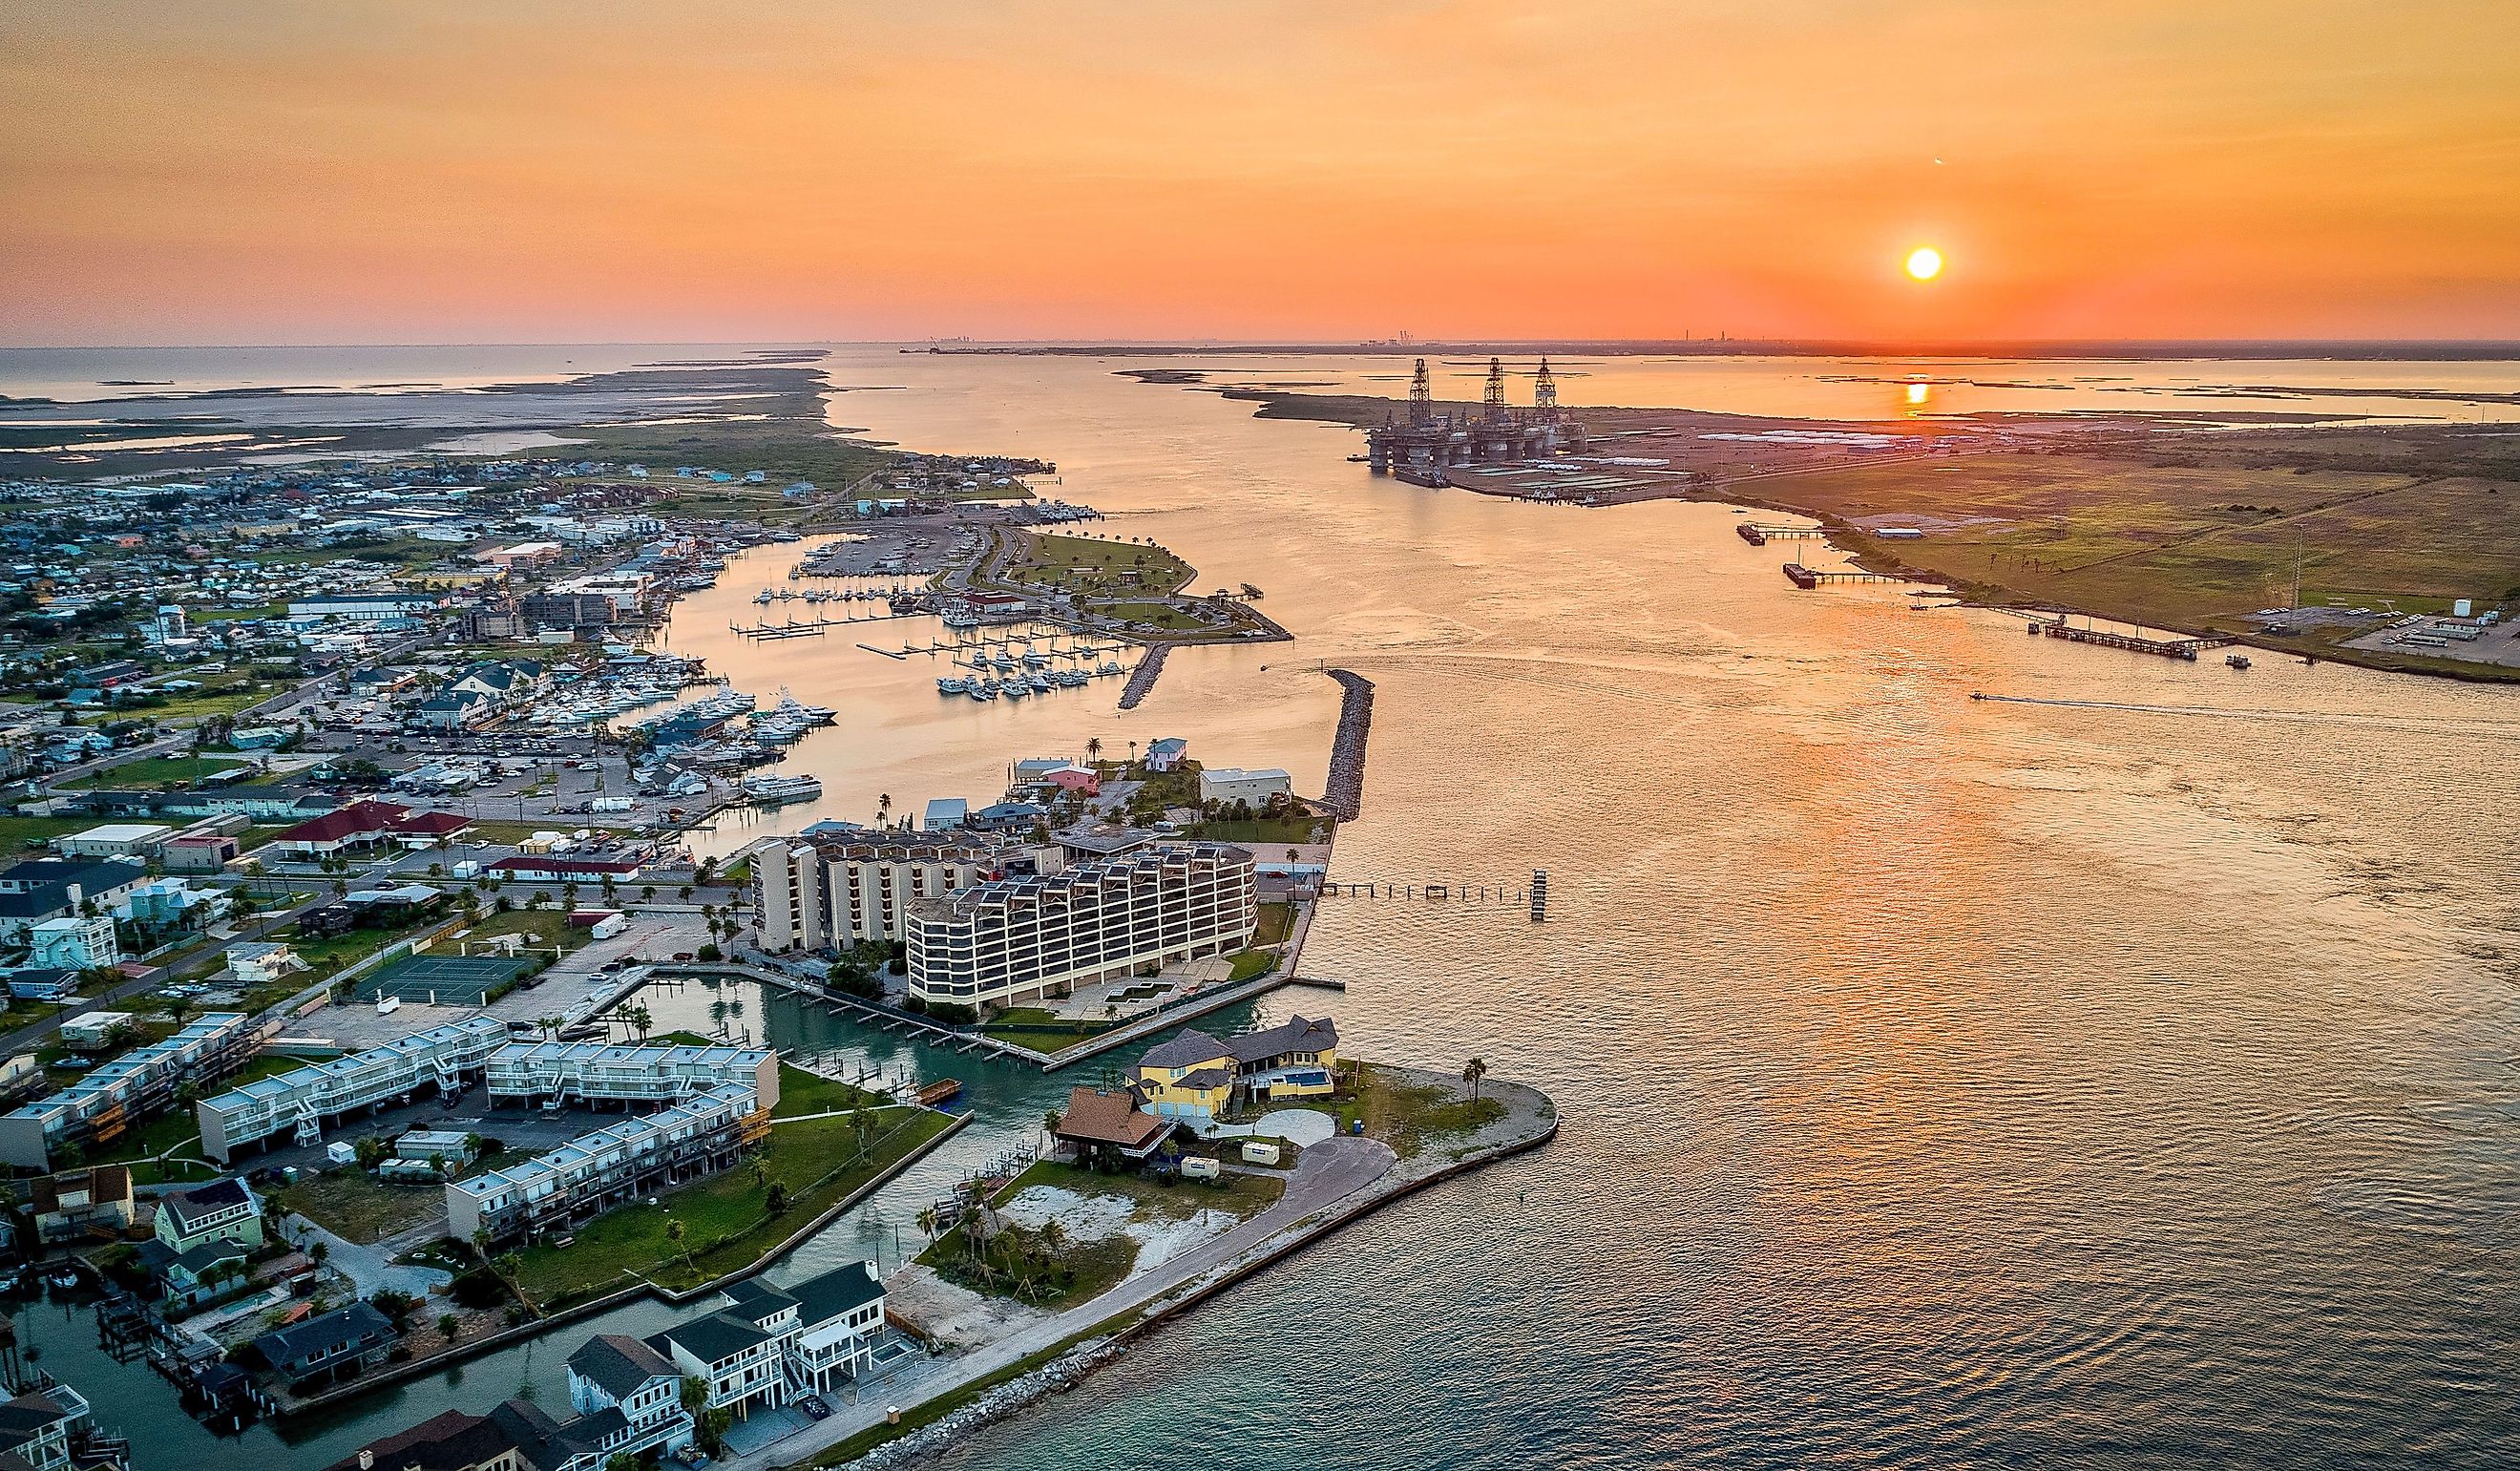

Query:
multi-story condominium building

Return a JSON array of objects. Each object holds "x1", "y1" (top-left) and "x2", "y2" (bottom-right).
[
  {"x1": 482, "y1": 1040, "x2": 778, "y2": 1110},
  {"x1": 0, "y1": 1013, "x2": 257, "y2": 1169},
  {"x1": 906, "y1": 843, "x2": 1256, "y2": 1010},
  {"x1": 447, "y1": 1082, "x2": 768, "y2": 1246},
  {"x1": 196, "y1": 1018, "x2": 506, "y2": 1164},
  {"x1": 751, "y1": 829, "x2": 1018, "y2": 952}
]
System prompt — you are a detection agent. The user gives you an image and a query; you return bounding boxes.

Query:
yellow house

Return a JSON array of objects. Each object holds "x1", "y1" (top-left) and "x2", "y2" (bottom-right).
[{"x1": 1131, "y1": 1015, "x2": 1339, "y2": 1121}]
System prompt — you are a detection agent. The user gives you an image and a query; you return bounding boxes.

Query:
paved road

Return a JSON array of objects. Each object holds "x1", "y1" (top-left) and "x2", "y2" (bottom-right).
[{"x1": 716, "y1": 1135, "x2": 1397, "y2": 1471}]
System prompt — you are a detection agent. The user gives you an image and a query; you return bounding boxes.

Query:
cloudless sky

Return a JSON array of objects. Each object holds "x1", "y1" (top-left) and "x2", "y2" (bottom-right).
[{"x1": 5, "y1": 0, "x2": 2517, "y2": 346}]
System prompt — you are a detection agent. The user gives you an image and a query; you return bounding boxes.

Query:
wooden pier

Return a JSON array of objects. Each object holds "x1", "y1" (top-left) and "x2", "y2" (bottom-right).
[
  {"x1": 1783, "y1": 561, "x2": 1902, "y2": 589},
  {"x1": 2027, "y1": 615, "x2": 2233, "y2": 661},
  {"x1": 1737, "y1": 523, "x2": 1829, "y2": 545}
]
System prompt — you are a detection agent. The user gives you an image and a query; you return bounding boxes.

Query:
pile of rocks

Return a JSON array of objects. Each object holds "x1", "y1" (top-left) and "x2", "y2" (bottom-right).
[
  {"x1": 1320, "y1": 668, "x2": 1375, "y2": 820},
  {"x1": 841, "y1": 1337, "x2": 1129, "y2": 1471}
]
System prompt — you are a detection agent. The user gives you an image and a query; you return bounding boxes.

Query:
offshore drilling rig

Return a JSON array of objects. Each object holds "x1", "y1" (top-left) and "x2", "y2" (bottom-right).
[{"x1": 1365, "y1": 356, "x2": 1587, "y2": 477}]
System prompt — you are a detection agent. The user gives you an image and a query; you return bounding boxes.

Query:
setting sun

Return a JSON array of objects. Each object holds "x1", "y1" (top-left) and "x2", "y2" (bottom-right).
[{"x1": 1905, "y1": 246, "x2": 1944, "y2": 282}]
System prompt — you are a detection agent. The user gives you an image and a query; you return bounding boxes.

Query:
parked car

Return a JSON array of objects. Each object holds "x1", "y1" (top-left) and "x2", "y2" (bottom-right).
[{"x1": 799, "y1": 1396, "x2": 830, "y2": 1420}]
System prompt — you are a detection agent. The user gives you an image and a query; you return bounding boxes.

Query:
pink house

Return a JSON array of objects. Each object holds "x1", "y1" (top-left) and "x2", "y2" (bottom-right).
[{"x1": 1043, "y1": 766, "x2": 1101, "y2": 797}]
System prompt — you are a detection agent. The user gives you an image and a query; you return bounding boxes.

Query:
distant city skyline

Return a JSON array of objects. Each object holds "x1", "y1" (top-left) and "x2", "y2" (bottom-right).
[{"x1": 6, "y1": 1, "x2": 2516, "y2": 347}]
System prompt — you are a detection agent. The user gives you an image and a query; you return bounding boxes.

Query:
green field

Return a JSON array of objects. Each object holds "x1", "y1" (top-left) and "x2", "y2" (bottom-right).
[
  {"x1": 64, "y1": 753, "x2": 262, "y2": 788},
  {"x1": 1686, "y1": 452, "x2": 2520, "y2": 676},
  {"x1": 1009, "y1": 533, "x2": 1193, "y2": 598},
  {"x1": 0, "y1": 814, "x2": 95, "y2": 855},
  {"x1": 274, "y1": 1166, "x2": 448, "y2": 1245},
  {"x1": 507, "y1": 1106, "x2": 954, "y2": 1305},
  {"x1": 1190, "y1": 815, "x2": 1329, "y2": 847}
]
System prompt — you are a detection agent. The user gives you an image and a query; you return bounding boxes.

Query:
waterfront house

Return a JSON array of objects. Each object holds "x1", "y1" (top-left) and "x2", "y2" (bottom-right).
[
  {"x1": 1144, "y1": 737, "x2": 1189, "y2": 773},
  {"x1": 152, "y1": 1176, "x2": 263, "y2": 1255},
  {"x1": 717, "y1": 1259, "x2": 890, "y2": 1392},
  {"x1": 324, "y1": 1397, "x2": 627, "y2": 1471},
  {"x1": 1196, "y1": 767, "x2": 1293, "y2": 807},
  {"x1": 0, "y1": 1388, "x2": 87, "y2": 1471},
  {"x1": 254, "y1": 1300, "x2": 398, "y2": 1391},
  {"x1": 565, "y1": 1334, "x2": 695, "y2": 1460},
  {"x1": 157, "y1": 1238, "x2": 253, "y2": 1311},
  {"x1": 643, "y1": 1312, "x2": 785, "y2": 1418},
  {"x1": 1052, "y1": 1085, "x2": 1177, "y2": 1165},
  {"x1": 1134, "y1": 1015, "x2": 1341, "y2": 1122},
  {"x1": 29, "y1": 1165, "x2": 136, "y2": 1244}
]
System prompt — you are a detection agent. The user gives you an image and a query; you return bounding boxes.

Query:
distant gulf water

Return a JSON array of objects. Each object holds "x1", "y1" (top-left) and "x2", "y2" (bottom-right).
[{"x1": 10, "y1": 347, "x2": 2517, "y2": 1469}]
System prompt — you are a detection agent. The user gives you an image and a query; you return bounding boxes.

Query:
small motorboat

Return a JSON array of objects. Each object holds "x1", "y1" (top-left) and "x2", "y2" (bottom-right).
[{"x1": 2226, "y1": 653, "x2": 2252, "y2": 669}]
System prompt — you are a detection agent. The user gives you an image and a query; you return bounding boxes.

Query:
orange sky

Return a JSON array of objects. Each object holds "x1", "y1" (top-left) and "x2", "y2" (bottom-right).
[{"x1": 6, "y1": 1, "x2": 2517, "y2": 345}]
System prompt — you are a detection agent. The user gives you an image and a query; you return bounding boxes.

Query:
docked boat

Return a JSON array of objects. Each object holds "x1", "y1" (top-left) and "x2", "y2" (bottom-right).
[
  {"x1": 1002, "y1": 681, "x2": 1028, "y2": 700},
  {"x1": 743, "y1": 773, "x2": 825, "y2": 805},
  {"x1": 937, "y1": 676, "x2": 969, "y2": 695},
  {"x1": 917, "y1": 1078, "x2": 963, "y2": 1107},
  {"x1": 968, "y1": 683, "x2": 996, "y2": 701}
]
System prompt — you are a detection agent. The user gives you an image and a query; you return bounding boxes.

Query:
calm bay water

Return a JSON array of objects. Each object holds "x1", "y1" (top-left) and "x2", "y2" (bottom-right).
[{"x1": 13, "y1": 348, "x2": 2519, "y2": 1467}]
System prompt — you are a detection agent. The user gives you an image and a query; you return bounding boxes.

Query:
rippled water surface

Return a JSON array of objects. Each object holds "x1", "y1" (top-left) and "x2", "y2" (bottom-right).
[{"x1": 17, "y1": 348, "x2": 2519, "y2": 1469}]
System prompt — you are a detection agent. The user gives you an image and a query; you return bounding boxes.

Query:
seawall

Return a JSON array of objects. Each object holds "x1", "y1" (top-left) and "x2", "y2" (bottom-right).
[{"x1": 1320, "y1": 668, "x2": 1375, "y2": 820}]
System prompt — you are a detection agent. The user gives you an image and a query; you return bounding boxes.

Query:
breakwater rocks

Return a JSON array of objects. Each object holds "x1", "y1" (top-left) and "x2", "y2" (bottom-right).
[
  {"x1": 1116, "y1": 645, "x2": 1170, "y2": 709},
  {"x1": 840, "y1": 1339, "x2": 1129, "y2": 1471},
  {"x1": 1321, "y1": 668, "x2": 1375, "y2": 819}
]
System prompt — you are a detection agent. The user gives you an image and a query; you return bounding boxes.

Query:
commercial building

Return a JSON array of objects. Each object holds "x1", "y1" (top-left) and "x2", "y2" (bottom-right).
[
  {"x1": 751, "y1": 829, "x2": 1016, "y2": 952},
  {"x1": 286, "y1": 591, "x2": 449, "y2": 621},
  {"x1": 0, "y1": 1013, "x2": 258, "y2": 1169},
  {"x1": 905, "y1": 843, "x2": 1256, "y2": 1009},
  {"x1": 448, "y1": 1082, "x2": 767, "y2": 1246},
  {"x1": 267, "y1": 799, "x2": 473, "y2": 859},
  {"x1": 49, "y1": 823, "x2": 172, "y2": 860}
]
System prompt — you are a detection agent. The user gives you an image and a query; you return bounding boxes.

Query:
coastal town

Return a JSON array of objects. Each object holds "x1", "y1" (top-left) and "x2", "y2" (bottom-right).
[{"x1": 0, "y1": 436, "x2": 1549, "y2": 1471}]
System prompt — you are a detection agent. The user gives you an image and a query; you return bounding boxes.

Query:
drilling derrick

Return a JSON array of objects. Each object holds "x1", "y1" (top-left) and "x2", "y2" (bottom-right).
[
  {"x1": 1408, "y1": 358, "x2": 1435, "y2": 428},
  {"x1": 1482, "y1": 357, "x2": 1510, "y2": 424},
  {"x1": 1534, "y1": 357, "x2": 1559, "y2": 421}
]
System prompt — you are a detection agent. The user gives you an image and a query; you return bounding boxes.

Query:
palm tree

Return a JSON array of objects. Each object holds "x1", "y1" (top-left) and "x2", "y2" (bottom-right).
[
  {"x1": 877, "y1": 793, "x2": 892, "y2": 827},
  {"x1": 1462, "y1": 1057, "x2": 1488, "y2": 1102},
  {"x1": 1084, "y1": 737, "x2": 1102, "y2": 767}
]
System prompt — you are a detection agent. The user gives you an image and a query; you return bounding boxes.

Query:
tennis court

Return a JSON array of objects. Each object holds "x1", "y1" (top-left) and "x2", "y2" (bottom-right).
[{"x1": 358, "y1": 952, "x2": 536, "y2": 1005}]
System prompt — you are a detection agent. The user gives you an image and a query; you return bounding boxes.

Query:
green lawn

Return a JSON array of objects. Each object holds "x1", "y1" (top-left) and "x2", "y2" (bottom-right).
[
  {"x1": 1226, "y1": 949, "x2": 1276, "y2": 983},
  {"x1": 1010, "y1": 533, "x2": 1194, "y2": 598},
  {"x1": 1329, "y1": 1064, "x2": 1506, "y2": 1161},
  {"x1": 1190, "y1": 816, "x2": 1330, "y2": 848},
  {"x1": 1250, "y1": 901, "x2": 1293, "y2": 947},
  {"x1": 768, "y1": 1061, "x2": 891, "y2": 1120},
  {"x1": 457, "y1": 907, "x2": 587, "y2": 955},
  {"x1": 976, "y1": 1006, "x2": 1113, "y2": 1052},
  {"x1": 507, "y1": 1106, "x2": 954, "y2": 1306},
  {"x1": 62, "y1": 753, "x2": 262, "y2": 788},
  {"x1": 0, "y1": 814, "x2": 94, "y2": 856}
]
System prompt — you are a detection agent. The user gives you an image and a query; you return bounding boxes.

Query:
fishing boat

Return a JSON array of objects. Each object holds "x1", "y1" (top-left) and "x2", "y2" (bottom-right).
[
  {"x1": 937, "y1": 676, "x2": 969, "y2": 695},
  {"x1": 2226, "y1": 653, "x2": 2253, "y2": 669}
]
